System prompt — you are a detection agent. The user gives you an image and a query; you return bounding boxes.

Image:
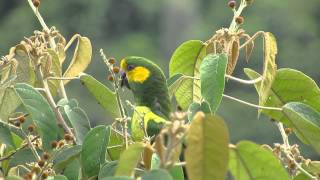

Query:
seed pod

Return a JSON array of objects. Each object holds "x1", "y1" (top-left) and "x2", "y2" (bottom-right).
[
  {"x1": 108, "y1": 58, "x2": 116, "y2": 64},
  {"x1": 64, "y1": 133, "x2": 73, "y2": 141},
  {"x1": 41, "y1": 172, "x2": 48, "y2": 180},
  {"x1": 14, "y1": 121, "x2": 21, "y2": 127},
  {"x1": 58, "y1": 141, "x2": 65, "y2": 148},
  {"x1": 28, "y1": 124, "x2": 35, "y2": 132},
  {"x1": 285, "y1": 128, "x2": 292, "y2": 135},
  {"x1": 228, "y1": 1, "x2": 236, "y2": 9},
  {"x1": 112, "y1": 67, "x2": 120, "y2": 74},
  {"x1": 32, "y1": 0, "x2": 40, "y2": 8},
  {"x1": 107, "y1": 75, "x2": 114, "y2": 82},
  {"x1": 18, "y1": 115, "x2": 26, "y2": 123},
  {"x1": 38, "y1": 160, "x2": 45, "y2": 167},
  {"x1": 50, "y1": 141, "x2": 58, "y2": 148},
  {"x1": 235, "y1": 16, "x2": 244, "y2": 24},
  {"x1": 42, "y1": 152, "x2": 50, "y2": 160}
]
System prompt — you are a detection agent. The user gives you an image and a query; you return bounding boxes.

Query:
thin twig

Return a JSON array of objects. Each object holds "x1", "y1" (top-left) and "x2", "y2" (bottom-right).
[
  {"x1": 0, "y1": 136, "x2": 40, "y2": 162},
  {"x1": 174, "y1": 162, "x2": 186, "y2": 167},
  {"x1": 225, "y1": 74, "x2": 263, "y2": 85},
  {"x1": 100, "y1": 49, "x2": 129, "y2": 149},
  {"x1": 47, "y1": 76, "x2": 79, "y2": 80},
  {"x1": 21, "y1": 130, "x2": 41, "y2": 161},
  {"x1": 276, "y1": 123, "x2": 317, "y2": 180},
  {"x1": 229, "y1": 0, "x2": 247, "y2": 32},
  {"x1": 222, "y1": 94, "x2": 283, "y2": 111}
]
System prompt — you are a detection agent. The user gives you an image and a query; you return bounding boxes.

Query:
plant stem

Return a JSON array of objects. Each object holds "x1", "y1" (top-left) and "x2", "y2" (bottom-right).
[
  {"x1": 100, "y1": 49, "x2": 129, "y2": 149},
  {"x1": 35, "y1": 65, "x2": 75, "y2": 141},
  {"x1": 47, "y1": 76, "x2": 79, "y2": 80},
  {"x1": 21, "y1": 130, "x2": 41, "y2": 161},
  {"x1": 276, "y1": 123, "x2": 317, "y2": 180},
  {"x1": 222, "y1": 94, "x2": 283, "y2": 111},
  {"x1": 27, "y1": 0, "x2": 68, "y2": 100},
  {"x1": 229, "y1": 0, "x2": 247, "y2": 32},
  {"x1": 225, "y1": 74, "x2": 263, "y2": 84}
]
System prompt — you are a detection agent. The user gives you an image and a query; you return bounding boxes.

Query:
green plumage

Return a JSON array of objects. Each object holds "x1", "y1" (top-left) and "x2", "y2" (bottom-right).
[{"x1": 120, "y1": 57, "x2": 171, "y2": 141}]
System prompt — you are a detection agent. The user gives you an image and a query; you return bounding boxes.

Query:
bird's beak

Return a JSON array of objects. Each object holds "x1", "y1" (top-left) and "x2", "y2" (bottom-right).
[{"x1": 120, "y1": 70, "x2": 130, "y2": 89}]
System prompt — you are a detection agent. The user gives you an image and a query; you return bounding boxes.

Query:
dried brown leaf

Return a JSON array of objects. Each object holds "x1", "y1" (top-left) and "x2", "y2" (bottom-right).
[{"x1": 227, "y1": 40, "x2": 240, "y2": 75}]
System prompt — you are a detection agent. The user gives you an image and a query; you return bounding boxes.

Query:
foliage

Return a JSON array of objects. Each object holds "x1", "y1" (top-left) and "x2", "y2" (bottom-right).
[{"x1": 0, "y1": 0, "x2": 320, "y2": 180}]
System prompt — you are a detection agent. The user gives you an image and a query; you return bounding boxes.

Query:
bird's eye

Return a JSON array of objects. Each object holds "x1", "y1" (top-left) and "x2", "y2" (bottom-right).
[{"x1": 127, "y1": 64, "x2": 135, "y2": 71}]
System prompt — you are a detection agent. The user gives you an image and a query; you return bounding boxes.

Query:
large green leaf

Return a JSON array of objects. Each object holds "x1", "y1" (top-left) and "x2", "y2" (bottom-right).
[
  {"x1": 98, "y1": 161, "x2": 118, "y2": 179},
  {"x1": 229, "y1": 141, "x2": 289, "y2": 180},
  {"x1": 245, "y1": 68, "x2": 320, "y2": 125},
  {"x1": 63, "y1": 106, "x2": 91, "y2": 144},
  {"x1": 150, "y1": 154, "x2": 184, "y2": 180},
  {"x1": 63, "y1": 159, "x2": 81, "y2": 180},
  {"x1": 81, "y1": 125, "x2": 110, "y2": 178},
  {"x1": 169, "y1": 40, "x2": 206, "y2": 110},
  {"x1": 63, "y1": 35, "x2": 92, "y2": 84},
  {"x1": 107, "y1": 128, "x2": 126, "y2": 160},
  {"x1": 167, "y1": 73, "x2": 187, "y2": 99},
  {"x1": 141, "y1": 169, "x2": 173, "y2": 180},
  {"x1": 80, "y1": 73, "x2": 121, "y2": 119},
  {"x1": 259, "y1": 32, "x2": 278, "y2": 107},
  {"x1": 187, "y1": 102, "x2": 211, "y2": 122},
  {"x1": 13, "y1": 44, "x2": 36, "y2": 85},
  {"x1": 185, "y1": 112, "x2": 229, "y2": 180},
  {"x1": 46, "y1": 49, "x2": 62, "y2": 96},
  {"x1": 115, "y1": 143, "x2": 144, "y2": 177},
  {"x1": 200, "y1": 53, "x2": 227, "y2": 113},
  {"x1": 53, "y1": 145, "x2": 82, "y2": 172},
  {"x1": 14, "y1": 83, "x2": 58, "y2": 150},
  {"x1": 0, "y1": 87, "x2": 20, "y2": 121},
  {"x1": 0, "y1": 122, "x2": 16, "y2": 148},
  {"x1": 100, "y1": 177, "x2": 133, "y2": 180},
  {"x1": 283, "y1": 102, "x2": 320, "y2": 154}
]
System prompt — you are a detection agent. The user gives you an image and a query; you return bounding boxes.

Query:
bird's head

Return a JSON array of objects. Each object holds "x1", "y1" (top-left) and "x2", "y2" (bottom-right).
[{"x1": 120, "y1": 56, "x2": 163, "y2": 89}]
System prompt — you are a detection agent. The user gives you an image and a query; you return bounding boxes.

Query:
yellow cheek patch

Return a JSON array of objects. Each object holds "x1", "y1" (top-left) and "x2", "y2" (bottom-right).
[{"x1": 127, "y1": 66, "x2": 151, "y2": 83}]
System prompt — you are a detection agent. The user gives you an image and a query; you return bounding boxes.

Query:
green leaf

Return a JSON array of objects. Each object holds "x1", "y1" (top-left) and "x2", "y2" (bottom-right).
[
  {"x1": 200, "y1": 53, "x2": 227, "y2": 113},
  {"x1": 63, "y1": 159, "x2": 81, "y2": 180},
  {"x1": 141, "y1": 169, "x2": 173, "y2": 180},
  {"x1": 9, "y1": 148, "x2": 41, "y2": 168},
  {"x1": 244, "y1": 68, "x2": 320, "y2": 125},
  {"x1": 185, "y1": 112, "x2": 229, "y2": 180},
  {"x1": 187, "y1": 102, "x2": 211, "y2": 122},
  {"x1": 98, "y1": 161, "x2": 118, "y2": 179},
  {"x1": 0, "y1": 122, "x2": 16, "y2": 148},
  {"x1": 64, "y1": 106, "x2": 91, "y2": 144},
  {"x1": 46, "y1": 175, "x2": 68, "y2": 180},
  {"x1": 63, "y1": 35, "x2": 92, "y2": 84},
  {"x1": 107, "y1": 129, "x2": 125, "y2": 160},
  {"x1": 167, "y1": 73, "x2": 186, "y2": 98},
  {"x1": 53, "y1": 145, "x2": 82, "y2": 172},
  {"x1": 168, "y1": 166, "x2": 184, "y2": 180},
  {"x1": 100, "y1": 177, "x2": 133, "y2": 180},
  {"x1": 169, "y1": 40, "x2": 206, "y2": 110},
  {"x1": 81, "y1": 125, "x2": 110, "y2": 178},
  {"x1": 293, "y1": 174, "x2": 310, "y2": 180},
  {"x1": 258, "y1": 32, "x2": 278, "y2": 107},
  {"x1": 80, "y1": 73, "x2": 121, "y2": 119},
  {"x1": 115, "y1": 143, "x2": 144, "y2": 177},
  {"x1": 14, "y1": 83, "x2": 58, "y2": 150},
  {"x1": 283, "y1": 102, "x2": 320, "y2": 154},
  {"x1": 0, "y1": 87, "x2": 20, "y2": 121},
  {"x1": 6, "y1": 176, "x2": 24, "y2": 180},
  {"x1": 229, "y1": 141, "x2": 289, "y2": 180}
]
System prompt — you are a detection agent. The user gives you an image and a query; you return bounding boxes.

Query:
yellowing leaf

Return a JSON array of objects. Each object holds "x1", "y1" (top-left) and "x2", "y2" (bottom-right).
[
  {"x1": 259, "y1": 32, "x2": 278, "y2": 107},
  {"x1": 63, "y1": 35, "x2": 92, "y2": 84},
  {"x1": 185, "y1": 112, "x2": 229, "y2": 180}
]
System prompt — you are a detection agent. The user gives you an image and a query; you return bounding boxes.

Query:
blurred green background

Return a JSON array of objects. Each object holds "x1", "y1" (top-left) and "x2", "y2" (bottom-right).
[{"x1": 1, "y1": 0, "x2": 320, "y2": 158}]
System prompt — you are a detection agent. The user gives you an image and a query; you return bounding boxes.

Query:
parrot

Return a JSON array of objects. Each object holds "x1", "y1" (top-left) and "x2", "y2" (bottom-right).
[{"x1": 120, "y1": 56, "x2": 171, "y2": 141}]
